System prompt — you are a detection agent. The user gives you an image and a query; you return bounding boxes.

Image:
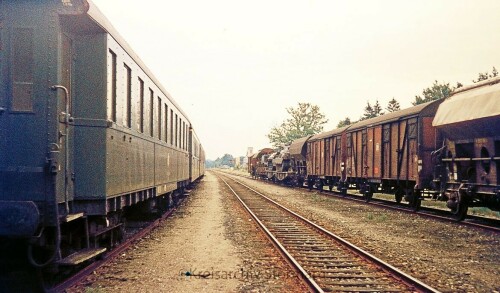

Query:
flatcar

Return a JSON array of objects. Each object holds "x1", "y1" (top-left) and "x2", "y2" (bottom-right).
[
  {"x1": 432, "y1": 78, "x2": 500, "y2": 220},
  {"x1": 0, "y1": 0, "x2": 204, "y2": 281}
]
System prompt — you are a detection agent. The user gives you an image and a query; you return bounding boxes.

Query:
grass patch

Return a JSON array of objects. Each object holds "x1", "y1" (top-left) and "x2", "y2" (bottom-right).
[{"x1": 365, "y1": 212, "x2": 389, "y2": 222}]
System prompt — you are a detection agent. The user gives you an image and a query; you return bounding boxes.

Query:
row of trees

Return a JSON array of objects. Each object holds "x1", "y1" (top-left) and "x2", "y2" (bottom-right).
[
  {"x1": 205, "y1": 154, "x2": 235, "y2": 168},
  {"x1": 268, "y1": 67, "x2": 497, "y2": 147},
  {"x1": 206, "y1": 154, "x2": 247, "y2": 169}
]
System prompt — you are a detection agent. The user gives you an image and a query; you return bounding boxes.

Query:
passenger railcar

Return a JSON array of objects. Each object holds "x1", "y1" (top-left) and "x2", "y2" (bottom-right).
[
  {"x1": 432, "y1": 78, "x2": 500, "y2": 220},
  {"x1": 0, "y1": 0, "x2": 204, "y2": 277}
]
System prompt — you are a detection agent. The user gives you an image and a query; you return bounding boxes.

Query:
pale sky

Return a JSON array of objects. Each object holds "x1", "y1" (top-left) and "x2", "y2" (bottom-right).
[{"x1": 92, "y1": 0, "x2": 500, "y2": 160}]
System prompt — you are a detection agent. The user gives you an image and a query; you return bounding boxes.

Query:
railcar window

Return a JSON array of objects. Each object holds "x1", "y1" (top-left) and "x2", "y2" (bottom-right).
[
  {"x1": 149, "y1": 89, "x2": 154, "y2": 137},
  {"x1": 139, "y1": 78, "x2": 144, "y2": 133},
  {"x1": 164, "y1": 104, "x2": 168, "y2": 142},
  {"x1": 12, "y1": 28, "x2": 34, "y2": 112},
  {"x1": 158, "y1": 97, "x2": 162, "y2": 140},
  {"x1": 182, "y1": 122, "x2": 185, "y2": 150},
  {"x1": 178, "y1": 117, "x2": 181, "y2": 149},
  {"x1": 170, "y1": 109, "x2": 174, "y2": 145},
  {"x1": 175, "y1": 114, "x2": 178, "y2": 147},
  {"x1": 124, "y1": 64, "x2": 132, "y2": 128},
  {"x1": 108, "y1": 49, "x2": 117, "y2": 121}
]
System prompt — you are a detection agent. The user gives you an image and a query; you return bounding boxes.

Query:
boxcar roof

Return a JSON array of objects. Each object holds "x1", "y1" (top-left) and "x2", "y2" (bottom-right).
[
  {"x1": 309, "y1": 125, "x2": 350, "y2": 141},
  {"x1": 84, "y1": 1, "x2": 191, "y2": 122},
  {"x1": 433, "y1": 78, "x2": 500, "y2": 127},
  {"x1": 347, "y1": 99, "x2": 441, "y2": 131}
]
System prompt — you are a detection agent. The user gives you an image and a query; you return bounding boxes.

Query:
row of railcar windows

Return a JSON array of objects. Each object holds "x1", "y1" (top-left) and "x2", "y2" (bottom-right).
[{"x1": 108, "y1": 49, "x2": 189, "y2": 151}]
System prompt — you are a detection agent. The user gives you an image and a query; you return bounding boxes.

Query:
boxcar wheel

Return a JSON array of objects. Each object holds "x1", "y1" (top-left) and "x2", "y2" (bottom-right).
[
  {"x1": 364, "y1": 190, "x2": 373, "y2": 202},
  {"x1": 395, "y1": 189, "x2": 404, "y2": 204},
  {"x1": 451, "y1": 196, "x2": 468, "y2": 221},
  {"x1": 411, "y1": 197, "x2": 421, "y2": 211},
  {"x1": 317, "y1": 183, "x2": 324, "y2": 192}
]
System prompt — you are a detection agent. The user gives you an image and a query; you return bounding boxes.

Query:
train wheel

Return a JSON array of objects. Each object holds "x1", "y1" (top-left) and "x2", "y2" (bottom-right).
[
  {"x1": 451, "y1": 195, "x2": 468, "y2": 221},
  {"x1": 411, "y1": 190, "x2": 422, "y2": 211},
  {"x1": 395, "y1": 188, "x2": 404, "y2": 204},
  {"x1": 36, "y1": 267, "x2": 60, "y2": 293},
  {"x1": 364, "y1": 190, "x2": 373, "y2": 202},
  {"x1": 411, "y1": 196, "x2": 421, "y2": 211},
  {"x1": 317, "y1": 183, "x2": 324, "y2": 192}
]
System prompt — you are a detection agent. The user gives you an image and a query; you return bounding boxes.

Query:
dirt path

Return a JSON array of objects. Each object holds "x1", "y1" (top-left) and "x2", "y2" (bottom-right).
[{"x1": 69, "y1": 172, "x2": 307, "y2": 292}]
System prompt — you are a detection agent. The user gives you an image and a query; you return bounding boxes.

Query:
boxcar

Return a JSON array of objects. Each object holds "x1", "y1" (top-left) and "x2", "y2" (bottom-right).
[
  {"x1": 0, "y1": 0, "x2": 203, "y2": 272},
  {"x1": 344, "y1": 100, "x2": 443, "y2": 206},
  {"x1": 306, "y1": 127, "x2": 348, "y2": 191},
  {"x1": 432, "y1": 78, "x2": 500, "y2": 220}
]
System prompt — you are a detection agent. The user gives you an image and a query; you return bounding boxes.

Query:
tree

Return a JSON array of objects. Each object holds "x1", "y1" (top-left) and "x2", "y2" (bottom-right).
[
  {"x1": 217, "y1": 154, "x2": 234, "y2": 167},
  {"x1": 386, "y1": 98, "x2": 400, "y2": 112},
  {"x1": 337, "y1": 117, "x2": 352, "y2": 128},
  {"x1": 473, "y1": 66, "x2": 498, "y2": 83},
  {"x1": 412, "y1": 80, "x2": 454, "y2": 105},
  {"x1": 360, "y1": 100, "x2": 384, "y2": 121},
  {"x1": 267, "y1": 102, "x2": 328, "y2": 147},
  {"x1": 373, "y1": 100, "x2": 384, "y2": 116}
]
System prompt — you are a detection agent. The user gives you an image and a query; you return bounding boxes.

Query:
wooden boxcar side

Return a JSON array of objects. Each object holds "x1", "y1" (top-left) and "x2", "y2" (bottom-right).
[{"x1": 345, "y1": 100, "x2": 442, "y2": 204}]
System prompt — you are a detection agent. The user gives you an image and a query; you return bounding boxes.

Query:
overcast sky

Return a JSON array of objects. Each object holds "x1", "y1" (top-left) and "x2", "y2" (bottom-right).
[{"x1": 92, "y1": 0, "x2": 500, "y2": 160}]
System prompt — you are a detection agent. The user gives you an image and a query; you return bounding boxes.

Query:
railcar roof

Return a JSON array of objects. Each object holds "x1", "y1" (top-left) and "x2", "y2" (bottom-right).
[
  {"x1": 433, "y1": 78, "x2": 500, "y2": 127},
  {"x1": 309, "y1": 125, "x2": 350, "y2": 141},
  {"x1": 84, "y1": 0, "x2": 191, "y2": 123},
  {"x1": 289, "y1": 135, "x2": 312, "y2": 156},
  {"x1": 347, "y1": 99, "x2": 441, "y2": 131}
]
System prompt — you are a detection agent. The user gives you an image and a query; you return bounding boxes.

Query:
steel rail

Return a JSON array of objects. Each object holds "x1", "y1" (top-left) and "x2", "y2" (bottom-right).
[
  {"x1": 217, "y1": 172, "x2": 440, "y2": 293},
  {"x1": 218, "y1": 175, "x2": 324, "y2": 293},
  {"x1": 49, "y1": 207, "x2": 178, "y2": 293},
  {"x1": 220, "y1": 170, "x2": 500, "y2": 233}
]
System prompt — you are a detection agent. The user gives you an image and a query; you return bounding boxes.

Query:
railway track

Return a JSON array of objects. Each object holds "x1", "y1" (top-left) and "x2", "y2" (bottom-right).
[
  {"x1": 48, "y1": 194, "x2": 187, "y2": 293},
  {"x1": 217, "y1": 173, "x2": 440, "y2": 293},
  {"x1": 221, "y1": 170, "x2": 500, "y2": 233}
]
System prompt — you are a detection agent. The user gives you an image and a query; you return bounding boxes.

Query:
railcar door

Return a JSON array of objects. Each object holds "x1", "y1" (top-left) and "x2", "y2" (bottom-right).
[
  {"x1": 54, "y1": 32, "x2": 75, "y2": 207},
  {"x1": 407, "y1": 118, "x2": 418, "y2": 181},
  {"x1": 382, "y1": 124, "x2": 391, "y2": 178}
]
